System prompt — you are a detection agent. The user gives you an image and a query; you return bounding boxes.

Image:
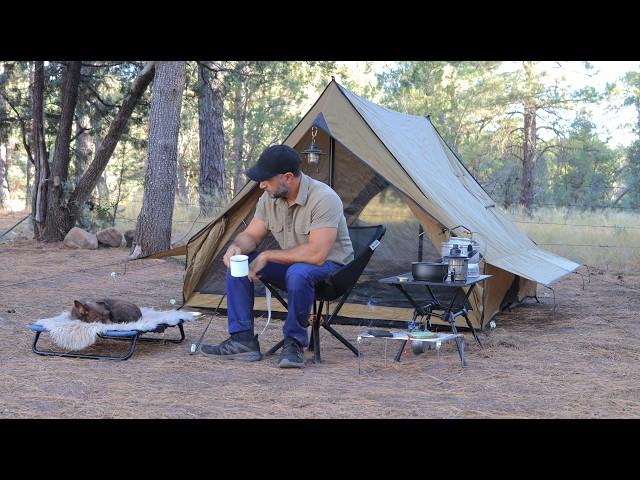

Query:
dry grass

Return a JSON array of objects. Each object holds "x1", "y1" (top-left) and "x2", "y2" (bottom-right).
[
  {"x1": 1, "y1": 218, "x2": 639, "y2": 418},
  {"x1": 507, "y1": 206, "x2": 640, "y2": 275}
]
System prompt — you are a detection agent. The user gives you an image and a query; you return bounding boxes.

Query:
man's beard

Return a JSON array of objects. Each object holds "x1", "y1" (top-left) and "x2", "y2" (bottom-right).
[{"x1": 270, "y1": 185, "x2": 289, "y2": 199}]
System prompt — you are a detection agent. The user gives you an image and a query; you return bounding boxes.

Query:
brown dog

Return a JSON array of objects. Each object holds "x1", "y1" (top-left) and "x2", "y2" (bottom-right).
[{"x1": 71, "y1": 298, "x2": 142, "y2": 324}]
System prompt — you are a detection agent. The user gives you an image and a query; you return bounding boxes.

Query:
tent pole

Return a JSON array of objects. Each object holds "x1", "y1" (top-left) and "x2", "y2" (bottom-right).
[
  {"x1": 418, "y1": 225, "x2": 424, "y2": 261},
  {"x1": 329, "y1": 137, "x2": 335, "y2": 188}
]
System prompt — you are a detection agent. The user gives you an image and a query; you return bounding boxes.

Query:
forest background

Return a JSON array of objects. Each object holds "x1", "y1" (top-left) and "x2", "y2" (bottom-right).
[{"x1": 0, "y1": 60, "x2": 638, "y2": 272}]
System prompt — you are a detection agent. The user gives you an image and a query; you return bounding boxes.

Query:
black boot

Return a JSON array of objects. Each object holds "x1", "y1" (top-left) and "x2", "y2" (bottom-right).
[
  {"x1": 201, "y1": 331, "x2": 262, "y2": 361},
  {"x1": 278, "y1": 337, "x2": 305, "y2": 369}
]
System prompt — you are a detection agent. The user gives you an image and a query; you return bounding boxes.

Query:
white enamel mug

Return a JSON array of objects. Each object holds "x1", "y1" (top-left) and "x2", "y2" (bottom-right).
[{"x1": 230, "y1": 254, "x2": 249, "y2": 277}]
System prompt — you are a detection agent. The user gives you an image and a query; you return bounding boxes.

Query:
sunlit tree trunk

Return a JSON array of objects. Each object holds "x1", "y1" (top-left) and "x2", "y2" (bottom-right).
[
  {"x1": 132, "y1": 61, "x2": 186, "y2": 257},
  {"x1": 31, "y1": 61, "x2": 49, "y2": 239},
  {"x1": 92, "y1": 137, "x2": 110, "y2": 204},
  {"x1": 520, "y1": 61, "x2": 537, "y2": 213},
  {"x1": 75, "y1": 113, "x2": 92, "y2": 185}
]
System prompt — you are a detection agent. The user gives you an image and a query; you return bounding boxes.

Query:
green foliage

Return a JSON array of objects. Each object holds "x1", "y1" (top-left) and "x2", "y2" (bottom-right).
[
  {"x1": 376, "y1": 61, "x2": 616, "y2": 210},
  {"x1": 1, "y1": 60, "x2": 638, "y2": 220},
  {"x1": 93, "y1": 202, "x2": 115, "y2": 227},
  {"x1": 620, "y1": 71, "x2": 640, "y2": 208},
  {"x1": 622, "y1": 139, "x2": 640, "y2": 208},
  {"x1": 546, "y1": 113, "x2": 620, "y2": 208}
]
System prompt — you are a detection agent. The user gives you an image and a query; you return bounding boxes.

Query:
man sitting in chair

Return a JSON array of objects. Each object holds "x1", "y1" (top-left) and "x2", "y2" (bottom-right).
[{"x1": 201, "y1": 145, "x2": 354, "y2": 368}]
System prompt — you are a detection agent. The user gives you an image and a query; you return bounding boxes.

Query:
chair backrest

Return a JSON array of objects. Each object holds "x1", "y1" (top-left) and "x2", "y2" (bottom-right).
[
  {"x1": 315, "y1": 224, "x2": 386, "y2": 300},
  {"x1": 349, "y1": 225, "x2": 386, "y2": 258}
]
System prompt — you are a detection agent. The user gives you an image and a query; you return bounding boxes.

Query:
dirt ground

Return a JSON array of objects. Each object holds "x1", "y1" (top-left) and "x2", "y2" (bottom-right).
[{"x1": 1, "y1": 218, "x2": 639, "y2": 418}]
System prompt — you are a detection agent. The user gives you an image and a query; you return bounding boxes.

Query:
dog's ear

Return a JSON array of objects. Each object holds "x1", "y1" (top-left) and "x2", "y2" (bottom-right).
[{"x1": 74, "y1": 300, "x2": 88, "y2": 315}]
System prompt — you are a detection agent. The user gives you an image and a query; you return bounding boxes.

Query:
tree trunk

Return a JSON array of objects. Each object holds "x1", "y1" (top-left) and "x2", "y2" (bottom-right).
[
  {"x1": 520, "y1": 61, "x2": 537, "y2": 214},
  {"x1": 132, "y1": 61, "x2": 186, "y2": 257},
  {"x1": 31, "y1": 61, "x2": 49, "y2": 239},
  {"x1": 67, "y1": 62, "x2": 156, "y2": 225},
  {"x1": 521, "y1": 102, "x2": 536, "y2": 212},
  {"x1": 198, "y1": 62, "x2": 226, "y2": 216},
  {"x1": 91, "y1": 136, "x2": 109, "y2": 204},
  {"x1": 25, "y1": 158, "x2": 32, "y2": 211},
  {"x1": 75, "y1": 111, "x2": 92, "y2": 179},
  {"x1": 176, "y1": 153, "x2": 190, "y2": 205},
  {"x1": 230, "y1": 85, "x2": 248, "y2": 197},
  {"x1": 0, "y1": 144, "x2": 7, "y2": 208},
  {"x1": 0, "y1": 62, "x2": 8, "y2": 208},
  {"x1": 96, "y1": 173, "x2": 110, "y2": 204},
  {"x1": 74, "y1": 64, "x2": 93, "y2": 187},
  {"x1": 42, "y1": 61, "x2": 82, "y2": 241}
]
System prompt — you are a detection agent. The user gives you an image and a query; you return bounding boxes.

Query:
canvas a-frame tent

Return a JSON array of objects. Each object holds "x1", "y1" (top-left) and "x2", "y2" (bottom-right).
[{"x1": 161, "y1": 80, "x2": 580, "y2": 330}]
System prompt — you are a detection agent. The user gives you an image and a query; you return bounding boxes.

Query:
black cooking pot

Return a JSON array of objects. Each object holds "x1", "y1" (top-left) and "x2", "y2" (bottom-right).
[{"x1": 411, "y1": 262, "x2": 448, "y2": 281}]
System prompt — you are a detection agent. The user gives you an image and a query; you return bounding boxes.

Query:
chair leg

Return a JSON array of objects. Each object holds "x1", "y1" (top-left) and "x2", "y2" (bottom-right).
[
  {"x1": 312, "y1": 315, "x2": 321, "y2": 364},
  {"x1": 266, "y1": 338, "x2": 284, "y2": 356},
  {"x1": 312, "y1": 299, "x2": 324, "y2": 363},
  {"x1": 308, "y1": 329, "x2": 315, "y2": 352},
  {"x1": 322, "y1": 324, "x2": 359, "y2": 356},
  {"x1": 308, "y1": 301, "x2": 316, "y2": 352}
]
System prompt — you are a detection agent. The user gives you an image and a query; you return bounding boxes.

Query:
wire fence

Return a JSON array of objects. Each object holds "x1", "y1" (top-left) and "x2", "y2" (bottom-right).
[
  {"x1": 531, "y1": 203, "x2": 639, "y2": 211},
  {"x1": 537, "y1": 243, "x2": 640, "y2": 249},
  {"x1": 512, "y1": 220, "x2": 640, "y2": 230}
]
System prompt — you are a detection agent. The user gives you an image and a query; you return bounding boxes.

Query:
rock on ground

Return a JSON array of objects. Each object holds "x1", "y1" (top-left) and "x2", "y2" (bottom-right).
[
  {"x1": 97, "y1": 227, "x2": 124, "y2": 247},
  {"x1": 63, "y1": 227, "x2": 98, "y2": 249}
]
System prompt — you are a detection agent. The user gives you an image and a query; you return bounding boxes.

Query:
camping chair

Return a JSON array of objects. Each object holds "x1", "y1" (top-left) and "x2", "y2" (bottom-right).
[{"x1": 262, "y1": 224, "x2": 386, "y2": 364}]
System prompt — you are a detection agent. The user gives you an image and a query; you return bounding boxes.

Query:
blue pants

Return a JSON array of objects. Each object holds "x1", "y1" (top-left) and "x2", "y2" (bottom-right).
[{"x1": 226, "y1": 251, "x2": 341, "y2": 347}]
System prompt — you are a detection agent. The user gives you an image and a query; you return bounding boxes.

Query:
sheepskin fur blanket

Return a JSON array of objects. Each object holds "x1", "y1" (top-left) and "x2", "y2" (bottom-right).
[{"x1": 35, "y1": 308, "x2": 196, "y2": 351}]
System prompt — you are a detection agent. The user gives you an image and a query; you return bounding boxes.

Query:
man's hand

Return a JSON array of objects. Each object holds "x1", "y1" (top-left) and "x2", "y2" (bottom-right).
[
  {"x1": 248, "y1": 252, "x2": 269, "y2": 282},
  {"x1": 223, "y1": 243, "x2": 242, "y2": 268}
]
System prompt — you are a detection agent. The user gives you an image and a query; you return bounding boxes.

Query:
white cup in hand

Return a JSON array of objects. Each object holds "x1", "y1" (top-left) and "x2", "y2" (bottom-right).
[{"x1": 230, "y1": 254, "x2": 249, "y2": 277}]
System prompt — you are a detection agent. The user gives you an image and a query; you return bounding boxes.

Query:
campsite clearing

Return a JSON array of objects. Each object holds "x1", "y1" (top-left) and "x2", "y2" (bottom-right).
[{"x1": 1, "y1": 236, "x2": 639, "y2": 418}]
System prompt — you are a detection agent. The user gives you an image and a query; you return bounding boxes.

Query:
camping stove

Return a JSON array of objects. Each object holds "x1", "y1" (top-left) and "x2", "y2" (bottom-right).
[{"x1": 445, "y1": 244, "x2": 469, "y2": 282}]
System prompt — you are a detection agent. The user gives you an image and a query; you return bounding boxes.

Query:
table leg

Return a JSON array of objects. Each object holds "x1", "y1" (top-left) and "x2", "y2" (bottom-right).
[
  {"x1": 460, "y1": 284, "x2": 482, "y2": 347},
  {"x1": 462, "y1": 310, "x2": 482, "y2": 347},
  {"x1": 448, "y1": 312, "x2": 467, "y2": 367},
  {"x1": 394, "y1": 340, "x2": 407, "y2": 362},
  {"x1": 384, "y1": 339, "x2": 388, "y2": 367},
  {"x1": 457, "y1": 336, "x2": 466, "y2": 367},
  {"x1": 395, "y1": 309, "x2": 418, "y2": 362}
]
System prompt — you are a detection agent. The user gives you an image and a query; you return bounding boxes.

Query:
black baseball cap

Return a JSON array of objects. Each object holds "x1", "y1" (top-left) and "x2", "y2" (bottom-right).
[{"x1": 246, "y1": 145, "x2": 301, "y2": 182}]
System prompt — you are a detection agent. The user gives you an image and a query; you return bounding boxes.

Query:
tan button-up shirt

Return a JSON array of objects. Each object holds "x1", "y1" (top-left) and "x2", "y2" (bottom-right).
[{"x1": 254, "y1": 173, "x2": 354, "y2": 265}]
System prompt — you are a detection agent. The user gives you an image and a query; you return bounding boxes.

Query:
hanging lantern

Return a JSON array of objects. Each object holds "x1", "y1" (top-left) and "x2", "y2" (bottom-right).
[{"x1": 303, "y1": 126, "x2": 325, "y2": 167}]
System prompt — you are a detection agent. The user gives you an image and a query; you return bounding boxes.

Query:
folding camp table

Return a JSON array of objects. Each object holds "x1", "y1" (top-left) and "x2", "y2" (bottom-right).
[
  {"x1": 30, "y1": 321, "x2": 186, "y2": 361},
  {"x1": 378, "y1": 274, "x2": 491, "y2": 366}
]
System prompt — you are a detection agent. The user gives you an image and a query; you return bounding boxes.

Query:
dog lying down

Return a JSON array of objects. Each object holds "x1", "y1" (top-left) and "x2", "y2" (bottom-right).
[
  {"x1": 71, "y1": 298, "x2": 142, "y2": 324},
  {"x1": 35, "y1": 303, "x2": 198, "y2": 351}
]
